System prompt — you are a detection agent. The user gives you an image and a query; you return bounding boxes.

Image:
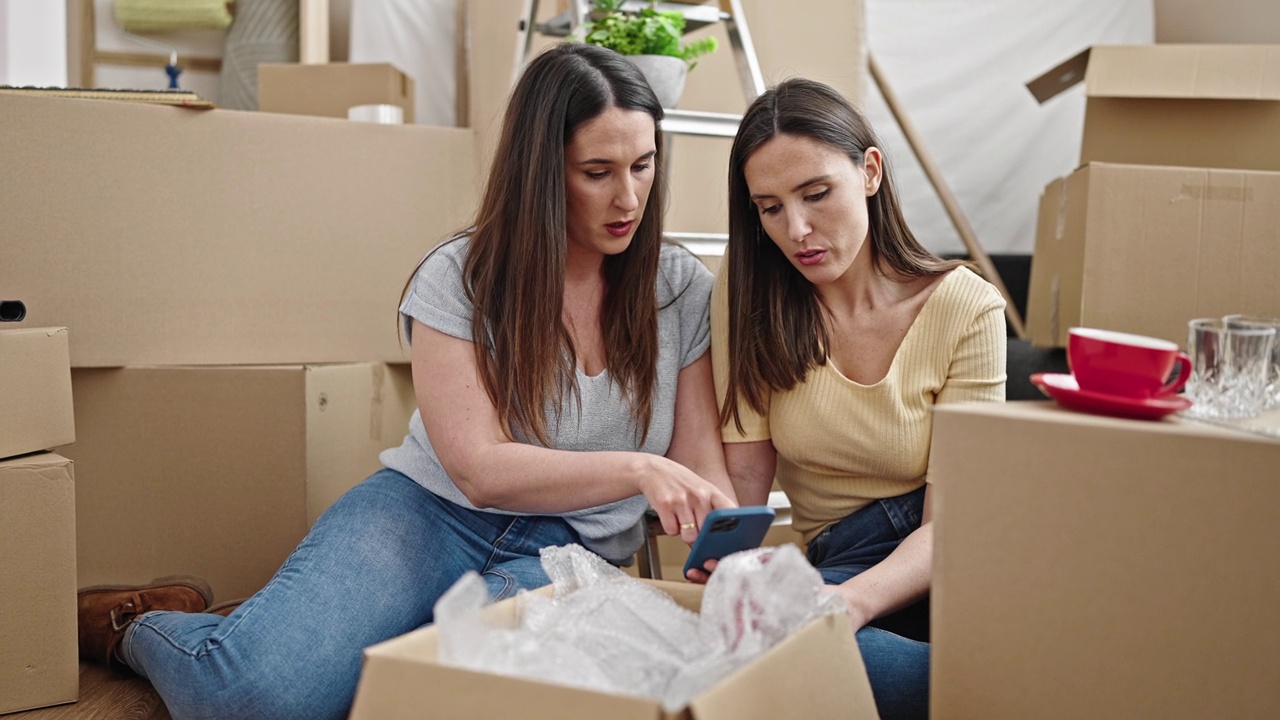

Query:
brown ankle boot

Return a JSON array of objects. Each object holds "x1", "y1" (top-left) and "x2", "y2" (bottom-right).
[{"x1": 78, "y1": 575, "x2": 213, "y2": 672}]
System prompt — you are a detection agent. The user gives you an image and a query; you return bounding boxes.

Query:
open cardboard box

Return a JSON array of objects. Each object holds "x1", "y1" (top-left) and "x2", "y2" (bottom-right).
[
  {"x1": 1028, "y1": 44, "x2": 1280, "y2": 172},
  {"x1": 350, "y1": 580, "x2": 878, "y2": 720},
  {"x1": 1026, "y1": 162, "x2": 1280, "y2": 347},
  {"x1": 0, "y1": 326, "x2": 75, "y2": 460},
  {"x1": 929, "y1": 401, "x2": 1280, "y2": 719}
]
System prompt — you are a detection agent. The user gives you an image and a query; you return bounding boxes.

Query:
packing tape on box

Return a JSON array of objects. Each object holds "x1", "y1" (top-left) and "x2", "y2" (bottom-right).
[{"x1": 348, "y1": 104, "x2": 404, "y2": 125}]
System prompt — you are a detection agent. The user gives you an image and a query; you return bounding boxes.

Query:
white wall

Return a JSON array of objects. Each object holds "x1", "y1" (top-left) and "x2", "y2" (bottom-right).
[
  {"x1": 861, "y1": 0, "x2": 1154, "y2": 256},
  {"x1": 0, "y1": 0, "x2": 67, "y2": 86}
]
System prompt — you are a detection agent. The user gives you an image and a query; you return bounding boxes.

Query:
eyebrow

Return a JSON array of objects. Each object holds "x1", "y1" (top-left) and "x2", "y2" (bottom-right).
[
  {"x1": 579, "y1": 150, "x2": 657, "y2": 166},
  {"x1": 750, "y1": 174, "x2": 831, "y2": 201}
]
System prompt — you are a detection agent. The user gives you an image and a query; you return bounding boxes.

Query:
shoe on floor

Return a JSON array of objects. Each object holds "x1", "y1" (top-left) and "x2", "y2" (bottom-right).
[{"x1": 78, "y1": 575, "x2": 214, "y2": 673}]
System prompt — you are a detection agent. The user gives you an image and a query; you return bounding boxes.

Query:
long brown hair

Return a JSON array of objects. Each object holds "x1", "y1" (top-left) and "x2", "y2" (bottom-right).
[
  {"x1": 720, "y1": 77, "x2": 962, "y2": 431},
  {"x1": 406, "y1": 43, "x2": 667, "y2": 446}
]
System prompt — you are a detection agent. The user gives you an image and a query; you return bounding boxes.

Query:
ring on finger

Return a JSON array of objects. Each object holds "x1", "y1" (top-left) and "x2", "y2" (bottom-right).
[{"x1": 680, "y1": 522, "x2": 697, "y2": 531}]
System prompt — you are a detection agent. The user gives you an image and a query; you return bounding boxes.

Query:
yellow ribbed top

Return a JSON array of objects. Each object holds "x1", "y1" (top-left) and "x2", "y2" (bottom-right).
[{"x1": 712, "y1": 265, "x2": 1007, "y2": 543}]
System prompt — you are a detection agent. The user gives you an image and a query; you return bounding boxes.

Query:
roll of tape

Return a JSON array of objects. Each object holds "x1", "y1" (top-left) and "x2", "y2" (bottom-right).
[{"x1": 348, "y1": 104, "x2": 405, "y2": 125}]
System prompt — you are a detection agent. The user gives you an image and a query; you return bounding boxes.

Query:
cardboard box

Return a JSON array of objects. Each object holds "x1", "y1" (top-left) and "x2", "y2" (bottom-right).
[
  {"x1": 0, "y1": 94, "x2": 476, "y2": 367},
  {"x1": 0, "y1": 453, "x2": 78, "y2": 714},
  {"x1": 929, "y1": 401, "x2": 1280, "y2": 720},
  {"x1": 1027, "y1": 162, "x2": 1280, "y2": 347},
  {"x1": 259, "y1": 62, "x2": 416, "y2": 123},
  {"x1": 0, "y1": 326, "x2": 75, "y2": 460},
  {"x1": 1028, "y1": 44, "x2": 1280, "y2": 172},
  {"x1": 64, "y1": 363, "x2": 416, "y2": 602},
  {"x1": 350, "y1": 579, "x2": 877, "y2": 720}
]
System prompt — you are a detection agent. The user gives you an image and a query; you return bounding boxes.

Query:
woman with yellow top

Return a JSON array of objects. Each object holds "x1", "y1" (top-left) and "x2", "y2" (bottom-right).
[{"x1": 704, "y1": 78, "x2": 1006, "y2": 720}]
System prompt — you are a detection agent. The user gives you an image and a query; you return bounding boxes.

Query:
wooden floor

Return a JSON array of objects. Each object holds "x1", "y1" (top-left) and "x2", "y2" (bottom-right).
[{"x1": 10, "y1": 663, "x2": 171, "y2": 720}]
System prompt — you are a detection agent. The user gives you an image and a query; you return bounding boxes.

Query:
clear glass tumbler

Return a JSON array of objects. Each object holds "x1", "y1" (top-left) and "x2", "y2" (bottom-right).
[
  {"x1": 1184, "y1": 318, "x2": 1276, "y2": 419},
  {"x1": 1223, "y1": 314, "x2": 1280, "y2": 410}
]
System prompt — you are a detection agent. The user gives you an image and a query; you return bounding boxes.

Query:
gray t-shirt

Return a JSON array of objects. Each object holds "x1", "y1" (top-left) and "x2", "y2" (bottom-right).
[{"x1": 379, "y1": 236, "x2": 713, "y2": 561}]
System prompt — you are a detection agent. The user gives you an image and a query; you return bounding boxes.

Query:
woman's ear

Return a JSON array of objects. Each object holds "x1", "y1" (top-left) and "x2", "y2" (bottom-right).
[{"x1": 862, "y1": 147, "x2": 884, "y2": 197}]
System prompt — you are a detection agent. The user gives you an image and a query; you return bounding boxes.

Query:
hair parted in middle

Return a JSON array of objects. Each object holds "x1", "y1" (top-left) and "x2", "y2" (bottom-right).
[
  {"x1": 464, "y1": 42, "x2": 667, "y2": 446},
  {"x1": 719, "y1": 77, "x2": 964, "y2": 432}
]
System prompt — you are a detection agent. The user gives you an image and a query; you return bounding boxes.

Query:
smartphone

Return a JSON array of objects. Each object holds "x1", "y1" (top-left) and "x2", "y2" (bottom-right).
[{"x1": 683, "y1": 506, "x2": 777, "y2": 577}]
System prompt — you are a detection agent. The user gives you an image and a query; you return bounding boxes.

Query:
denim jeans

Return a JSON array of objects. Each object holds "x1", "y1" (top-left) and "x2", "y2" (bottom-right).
[
  {"x1": 806, "y1": 484, "x2": 931, "y2": 720},
  {"x1": 120, "y1": 468, "x2": 581, "y2": 720}
]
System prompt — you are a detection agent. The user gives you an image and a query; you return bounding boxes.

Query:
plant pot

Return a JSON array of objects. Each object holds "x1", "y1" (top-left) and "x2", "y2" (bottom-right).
[{"x1": 625, "y1": 54, "x2": 688, "y2": 109}]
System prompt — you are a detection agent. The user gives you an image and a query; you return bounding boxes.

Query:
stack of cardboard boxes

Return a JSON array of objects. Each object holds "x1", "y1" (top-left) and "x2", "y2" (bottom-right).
[
  {"x1": 930, "y1": 43, "x2": 1280, "y2": 720},
  {"x1": 1025, "y1": 44, "x2": 1280, "y2": 348},
  {"x1": 0, "y1": 92, "x2": 477, "y2": 604},
  {"x1": 0, "y1": 327, "x2": 77, "y2": 713}
]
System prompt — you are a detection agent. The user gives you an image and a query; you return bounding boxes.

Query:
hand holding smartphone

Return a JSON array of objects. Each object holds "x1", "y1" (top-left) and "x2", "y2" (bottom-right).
[{"x1": 683, "y1": 506, "x2": 776, "y2": 577}]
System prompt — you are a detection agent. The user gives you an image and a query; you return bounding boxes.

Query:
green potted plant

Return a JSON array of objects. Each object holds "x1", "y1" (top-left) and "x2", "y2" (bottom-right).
[{"x1": 581, "y1": 0, "x2": 718, "y2": 108}]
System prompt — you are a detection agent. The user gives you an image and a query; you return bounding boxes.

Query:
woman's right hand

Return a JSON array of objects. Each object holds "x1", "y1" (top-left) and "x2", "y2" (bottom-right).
[{"x1": 636, "y1": 455, "x2": 737, "y2": 545}]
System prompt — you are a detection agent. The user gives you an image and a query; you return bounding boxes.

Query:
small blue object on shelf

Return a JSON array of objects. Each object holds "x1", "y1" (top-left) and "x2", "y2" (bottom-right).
[{"x1": 165, "y1": 63, "x2": 182, "y2": 90}]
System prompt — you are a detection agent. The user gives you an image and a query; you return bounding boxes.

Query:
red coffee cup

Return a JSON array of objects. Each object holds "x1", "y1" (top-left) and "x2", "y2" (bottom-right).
[{"x1": 1068, "y1": 327, "x2": 1192, "y2": 399}]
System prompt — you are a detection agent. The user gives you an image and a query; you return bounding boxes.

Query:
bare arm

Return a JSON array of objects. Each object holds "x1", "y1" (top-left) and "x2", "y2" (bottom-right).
[
  {"x1": 724, "y1": 439, "x2": 775, "y2": 508},
  {"x1": 412, "y1": 320, "x2": 734, "y2": 543},
  {"x1": 834, "y1": 485, "x2": 933, "y2": 627},
  {"x1": 664, "y1": 351, "x2": 738, "y2": 507}
]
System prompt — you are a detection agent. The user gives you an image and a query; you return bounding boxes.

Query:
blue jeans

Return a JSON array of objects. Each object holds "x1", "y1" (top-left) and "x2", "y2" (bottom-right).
[
  {"x1": 806, "y1": 485, "x2": 931, "y2": 720},
  {"x1": 119, "y1": 468, "x2": 581, "y2": 720}
]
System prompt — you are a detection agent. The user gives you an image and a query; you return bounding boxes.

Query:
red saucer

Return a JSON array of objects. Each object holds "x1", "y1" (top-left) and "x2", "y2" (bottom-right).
[{"x1": 1030, "y1": 373, "x2": 1193, "y2": 421}]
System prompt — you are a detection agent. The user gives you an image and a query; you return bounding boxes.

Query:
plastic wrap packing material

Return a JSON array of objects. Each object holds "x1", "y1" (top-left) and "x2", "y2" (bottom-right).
[
  {"x1": 114, "y1": 0, "x2": 235, "y2": 33},
  {"x1": 0, "y1": 453, "x2": 78, "y2": 714},
  {"x1": 0, "y1": 94, "x2": 477, "y2": 367},
  {"x1": 0, "y1": 327, "x2": 75, "y2": 460},
  {"x1": 258, "y1": 62, "x2": 416, "y2": 123},
  {"x1": 432, "y1": 545, "x2": 847, "y2": 712},
  {"x1": 929, "y1": 401, "x2": 1280, "y2": 720},
  {"x1": 63, "y1": 363, "x2": 416, "y2": 603},
  {"x1": 1026, "y1": 162, "x2": 1280, "y2": 348},
  {"x1": 351, "y1": 580, "x2": 876, "y2": 720},
  {"x1": 1028, "y1": 44, "x2": 1280, "y2": 172}
]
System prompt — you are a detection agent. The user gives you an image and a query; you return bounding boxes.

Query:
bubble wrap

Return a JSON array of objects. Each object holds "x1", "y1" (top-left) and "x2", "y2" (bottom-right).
[{"x1": 434, "y1": 543, "x2": 844, "y2": 710}]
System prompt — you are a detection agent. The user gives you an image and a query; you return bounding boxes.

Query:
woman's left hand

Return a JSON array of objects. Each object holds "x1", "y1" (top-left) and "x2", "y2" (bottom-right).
[{"x1": 826, "y1": 585, "x2": 872, "y2": 630}]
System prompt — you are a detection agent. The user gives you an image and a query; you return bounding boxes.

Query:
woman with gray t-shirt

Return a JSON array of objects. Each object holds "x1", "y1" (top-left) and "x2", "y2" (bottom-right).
[{"x1": 75, "y1": 43, "x2": 736, "y2": 720}]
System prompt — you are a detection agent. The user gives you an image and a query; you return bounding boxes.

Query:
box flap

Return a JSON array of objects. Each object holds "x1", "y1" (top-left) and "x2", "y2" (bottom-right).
[
  {"x1": 1026, "y1": 47, "x2": 1091, "y2": 104},
  {"x1": 689, "y1": 613, "x2": 877, "y2": 720},
  {"x1": 1028, "y1": 45, "x2": 1280, "y2": 104}
]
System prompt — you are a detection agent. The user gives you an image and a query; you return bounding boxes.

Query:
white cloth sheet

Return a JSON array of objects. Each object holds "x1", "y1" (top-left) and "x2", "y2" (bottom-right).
[
  {"x1": 863, "y1": 0, "x2": 1154, "y2": 255},
  {"x1": 349, "y1": 0, "x2": 458, "y2": 127}
]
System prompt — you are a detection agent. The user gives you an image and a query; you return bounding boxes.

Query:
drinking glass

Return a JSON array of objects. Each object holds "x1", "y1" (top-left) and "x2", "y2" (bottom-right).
[
  {"x1": 1183, "y1": 318, "x2": 1276, "y2": 419},
  {"x1": 1223, "y1": 314, "x2": 1280, "y2": 410}
]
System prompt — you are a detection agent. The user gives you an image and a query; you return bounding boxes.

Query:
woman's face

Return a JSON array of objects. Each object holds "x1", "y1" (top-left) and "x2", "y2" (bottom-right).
[
  {"x1": 743, "y1": 133, "x2": 882, "y2": 287},
  {"x1": 564, "y1": 107, "x2": 657, "y2": 260}
]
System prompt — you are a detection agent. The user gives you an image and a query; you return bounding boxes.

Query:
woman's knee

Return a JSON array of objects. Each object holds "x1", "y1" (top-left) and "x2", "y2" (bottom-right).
[{"x1": 855, "y1": 626, "x2": 930, "y2": 720}]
